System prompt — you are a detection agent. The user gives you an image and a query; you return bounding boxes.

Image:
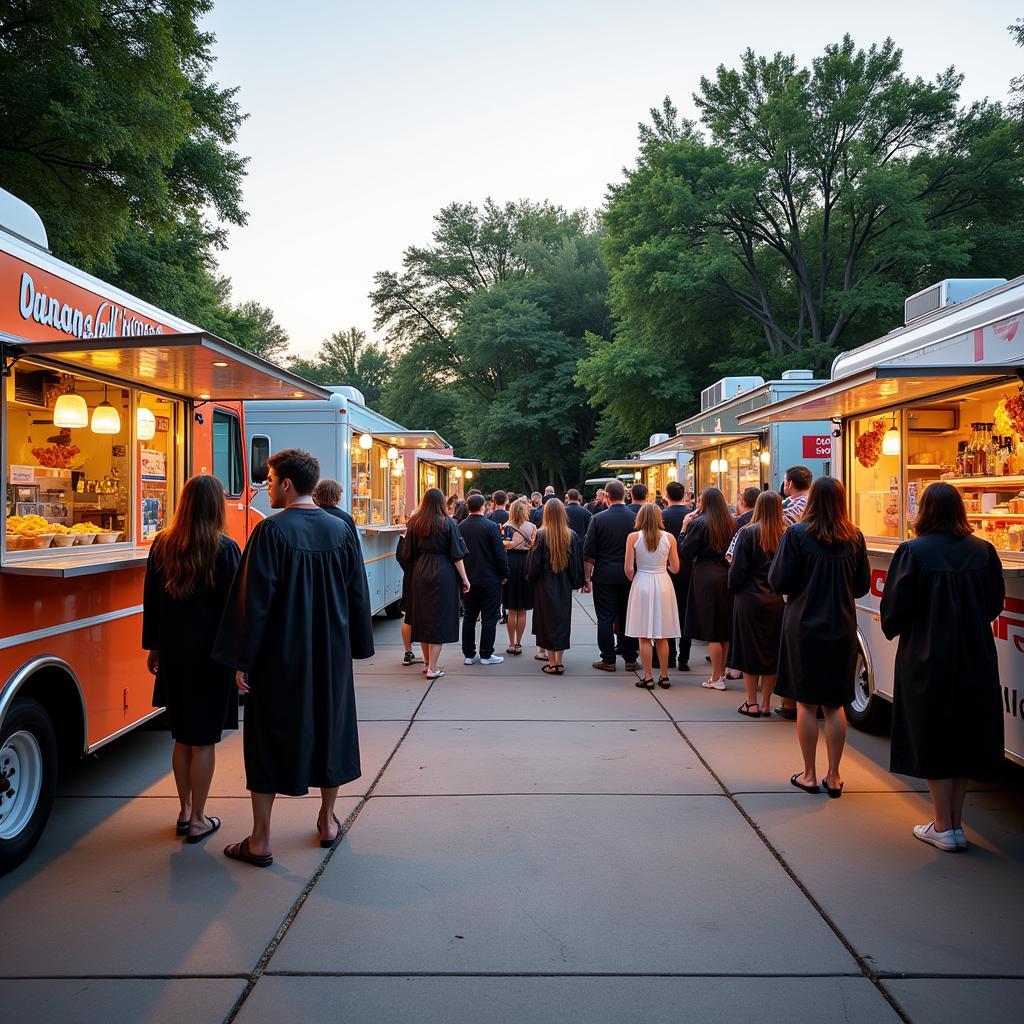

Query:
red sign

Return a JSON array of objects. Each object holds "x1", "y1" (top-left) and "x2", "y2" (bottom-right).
[{"x1": 802, "y1": 435, "x2": 832, "y2": 459}]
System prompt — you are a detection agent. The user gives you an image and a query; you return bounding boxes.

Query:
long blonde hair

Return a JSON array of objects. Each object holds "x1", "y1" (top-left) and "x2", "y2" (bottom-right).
[
  {"x1": 508, "y1": 497, "x2": 531, "y2": 528},
  {"x1": 635, "y1": 501, "x2": 663, "y2": 552},
  {"x1": 540, "y1": 498, "x2": 572, "y2": 572}
]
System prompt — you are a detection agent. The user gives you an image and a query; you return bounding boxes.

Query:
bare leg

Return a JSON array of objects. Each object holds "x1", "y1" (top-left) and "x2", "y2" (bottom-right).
[
  {"x1": 248, "y1": 791, "x2": 275, "y2": 857},
  {"x1": 515, "y1": 611, "x2": 527, "y2": 645},
  {"x1": 550, "y1": 649, "x2": 564, "y2": 667},
  {"x1": 171, "y1": 742, "x2": 192, "y2": 822},
  {"x1": 951, "y1": 778, "x2": 969, "y2": 830},
  {"x1": 655, "y1": 639, "x2": 669, "y2": 677},
  {"x1": 506, "y1": 612, "x2": 516, "y2": 646},
  {"x1": 709, "y1": 642, "x2": 726, "y2": 682},
  {"x1": 742, "y1": 672, "x2": 759, "y2": 708},
  {"x1": 760, "y1": 674, "x2": 776, "y2": 715},
  {"x1": 425, "y1": 643, "x2": 442, "y2": 673},
  {"x1": 401, "y1": 620, "x2": 413, "y2": 653},
  {"x1": 821, "y1": 705, "x2": 847, "y2": 789},
  {"x1": 187, "y1": 744, "x2": 216, "y2": 835},
  {"x1": 640, "y1": 638, "x2": 654, "y2": 679},
  {"x1": 926, "y1": 779, "x2": 954, "y2": 832},
  {"x1": 794, "y1": 702, "x2": 819, "y2": 786},
  {"x1": 318, "y1": 786, "x2": 341, "y2": 843}
]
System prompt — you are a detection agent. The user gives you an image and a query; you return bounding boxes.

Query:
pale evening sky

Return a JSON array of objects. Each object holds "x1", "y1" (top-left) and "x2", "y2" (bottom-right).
[{"x1": 201, "y1": 0, "x2": 1022, "y2": 359}]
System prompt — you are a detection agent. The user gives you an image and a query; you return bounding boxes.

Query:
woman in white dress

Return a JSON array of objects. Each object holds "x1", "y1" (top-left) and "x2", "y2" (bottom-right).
[{"x1": 625, "y1": 503, "x2": 682, "y2": 689}]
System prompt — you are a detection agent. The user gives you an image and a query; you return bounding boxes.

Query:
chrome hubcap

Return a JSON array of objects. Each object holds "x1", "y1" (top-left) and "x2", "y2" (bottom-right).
[{"x1": 0, "y1": 730, "x2": 43, "y2": 840}]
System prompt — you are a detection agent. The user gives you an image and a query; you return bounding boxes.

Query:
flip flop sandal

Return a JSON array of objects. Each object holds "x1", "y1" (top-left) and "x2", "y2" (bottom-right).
[
  {"x1": 737, "y1": 702, "x2": 761, "y2": 718},
  {"x1": 426, "y1": 668, "x2": 445, "y2": 679},
  {"x1": 790, "y1": 772, "x2": 821, "y2": 795},
  {"x1": 534, "y1": 653, "x2": 549, "y2": 661},
  {"x1": 636, "y1": 677, "x2": 655, "y2": 689},
  {"x1": 316, "y1": 813, "x2": 345, "y2": 848},
  {"x1": 185, "y1": 815, "x2": 221, "y2": 845},
  {"x1": 658, "y1": 677, "x2": 671, "y2": 689},
  {"x1": 542, "y1": 664, "x2": 560, "y2": 674},
  {"x1": 176, "y1": 819, "x2": 190, "y2": 836},
  {"x1": 224, "y1": 836, "x2": 273, "y2": 867}
]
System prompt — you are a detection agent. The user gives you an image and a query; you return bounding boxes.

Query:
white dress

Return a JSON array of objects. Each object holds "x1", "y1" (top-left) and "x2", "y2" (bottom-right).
[{"x1": 625, "y1": 531, "x2": 681, "y2": 639}]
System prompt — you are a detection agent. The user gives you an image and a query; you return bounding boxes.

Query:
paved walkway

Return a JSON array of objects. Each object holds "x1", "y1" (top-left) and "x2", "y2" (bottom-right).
[{"x1": 1, "y1": 594, "x2": 1022, "y2": 1022}]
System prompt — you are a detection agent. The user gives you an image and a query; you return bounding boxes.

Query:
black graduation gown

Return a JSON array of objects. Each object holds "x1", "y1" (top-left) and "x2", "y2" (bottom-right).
[
  {"x1": 880, "y1": 533, "x2": 1005, "y2": 780},
  {"x1": 397, "y1": 518, "x2": 468, "y2": 643},
  {"x1": 143, "y1": 534, "x2": 241, "y2": 745},
  {"x1": 527, "y1": 530, "x2": 584, "y2": 651},
  {"x1": 212, "y1": 506, "x2": 374, "y2": 796},
  {"x1": 727, "y1": 524, "x2": 785, "y2": 676},
  {"x1": 678, "y1": 517, "x2": 733, "y2": 642},
  {"x1": 768, "y1": 522, "x2": 870, "y2": 707}
]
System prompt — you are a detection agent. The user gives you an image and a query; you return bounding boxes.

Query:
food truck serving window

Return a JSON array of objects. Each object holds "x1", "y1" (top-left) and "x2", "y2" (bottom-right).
[
  {"x1": 351, "y1": 438, "x2": 388, "y2": 526},
  {"x1": 4, "y1": 362, "x2": 183, "y2": 554}
]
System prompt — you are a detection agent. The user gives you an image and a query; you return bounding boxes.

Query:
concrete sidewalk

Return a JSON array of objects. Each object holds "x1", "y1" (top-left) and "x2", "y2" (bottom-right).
[{"x1": 1, "y1": 593, "x2": 1021, "y2": 1023}]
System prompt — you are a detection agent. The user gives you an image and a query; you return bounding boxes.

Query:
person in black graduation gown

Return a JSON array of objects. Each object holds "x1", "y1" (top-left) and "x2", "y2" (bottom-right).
[
  {"x1": 397, "y1": 487, "x2": 470, "y2": 679},
  {"x1": 678, "y1": 487, "x2": 737, "y2": 689},
  {"x1": 213, "y1": 449, "x2": 374, "y2": 867},
  {"x1": 768, "y1": 476, "x2": 870, "y2": 799},
  {"x1": 879, "y1": 482, "x2": 1005, "y2": 851},
  {"x1": 582, "y1": 480, "x2": 639, "y2": 671},
  {"x1": 527, "y1": 499, "x2": 584, "y2": 673},
  {"x1": 143, "y1": 474, "x2": 240, "y2": 844},
  {"x1": 727, "y1": 491, "x2": 786, "y2": 719},
  {"x1": 660, "y1": 481, "x2": 693, "y2": 671}
]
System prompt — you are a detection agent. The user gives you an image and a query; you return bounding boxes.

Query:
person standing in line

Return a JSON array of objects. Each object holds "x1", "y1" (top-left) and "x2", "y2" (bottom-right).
[
  {"x1": 678, "y1": 487, "x2": 737, "y2": 690},
  {"x1": 582, "y1": 479, "x2": 640, "y2": 672},
  {"x1": 447, "y1": 494, "x2": 460, "y2": 518},
  {"x1": 397, "y1": 487, "x2": 471, "y2": 679},
  {"x1": 728, "y1": 490, "x2": 786, "y2": 718},
  {"x1": 624, "y1": 503, "x2": 681, "y2": 689},
  {"x1": 458, "y1": 494, "x2": 510, "y2": 666},
  {"x1": 395, "y1": 529, "x2": 425, "y2": 667},
  {"x1": 769, "y1": 476, "x2": 869, "y2": 798},
  {"x1": 454, "y1": 488, "x2": 480, "y2": 524},
  {"x1": 312, "y1": 478, "x2": 357, "y2": 533},
  {"x1": 782, "y1": 465, "x2": 812, "y2": 526},
  {"x1": 501, "y1": 498, "x2": 537, "y2": 656},
  {"x1": 527, "y1": 498, "x2": 584, "y2": 674},
  {"x1": 628, "y1": 482, "x2": 648, "y2": 513},
  {"x1": 488, "y1": 490, "x2": 510, "y2": 528},
  {"x1": 880, "y1": 482, "x2": 1005, "y2": 851},
  {"x1": 585, "y1": 489, "x2": 608, "y2": 516},
  {"x1": 144, "y1": 475, "x2": 240, "y2": 844},
  {"x1": 661, "y1": 481, "x2": 694, "y2": 672},
  {"x1": 734, "y1": 486, "x2": 760, "y2": 529},
  {"x1": 564, "y1": 488, "x2": 593, "y2": 538},
  {"x1": 213, "y1": 449, "x2": 374, "y2": 866},
  {"x1": 528, "y1": 491, "x2": 544, "y2": 526}
]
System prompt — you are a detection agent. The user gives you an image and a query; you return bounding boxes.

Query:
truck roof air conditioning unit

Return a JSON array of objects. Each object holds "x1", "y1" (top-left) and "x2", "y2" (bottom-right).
[
  {"x1": 700, "y1": 376, "x2": 764, "y2": 412},
  {"x1": 904, "y1": 279, "x2": 1007, "y2": 326}
]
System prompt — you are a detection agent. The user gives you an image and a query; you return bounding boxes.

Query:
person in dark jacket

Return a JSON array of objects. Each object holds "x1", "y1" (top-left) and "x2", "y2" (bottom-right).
[
  {"x1": 398, "y1": 488, "x2": 471, "y2": 679},
  {"x1": 769, "y1": 476, "x2": 870, "y2": 799},
  {"x1": 734, "y1": 486, "x2": 760, "y2": 529},
  {"x1": 144, "y1": 474, "x2": 240, "y2": 844},
  {"x1": 879, "y1": 482, "x2": 1005, "y2": 851},
  {"x1": 582, "y1": 479, "x2": 639, "y2": 671},
  {"x1": 564, "y1": 489, "x2": 592, "y2": 538},
  {"x1": 585, "y1": 489, "x2": 608, "y2": 516},
  {"x1": 661, "y1": 481, "x2": 694, "y2": 671},
  {"x1": 628, "y1": 482, "x2": 647, "y2": 515},
  {"x1": 528, "y1": 499, "x2": 584, "y2": 673},
  {"x1": 679, "y1": 487, "x2": 737, "y2": 689},
  {"x1": 312, "y1": 478, "x2": 357, "y2": 533},
  {"x1": 728, "y1": 491, "x2": 786, "y2": 718},
  {"x1": 487, "y1": 490, "x2": 510, "y2": 528},
  {"x1": 459, "y1": 494, "x2": 510, "y2": 665}
]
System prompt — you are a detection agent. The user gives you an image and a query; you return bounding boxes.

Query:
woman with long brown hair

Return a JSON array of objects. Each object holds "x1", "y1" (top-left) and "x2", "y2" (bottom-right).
[
  {"x1": 502, "y1": 497, "x2": 537, "y2": 655},
  {"x1": 769, "y1": 476, "x2": 870, "y2": 797},
  {"x1": 527, "y1": 499, "x2": 584, "y2": 673},
  {"x1": 880, "y1": 482, "x2": 1004, "y2": 851},
  {"x1": 397, "y1": 487, "x2": 470, "y2": 679},
  {"x1": 625, "y1": 502, "x2": 681, "y2": 689},
  {"x1": 679, "y1": 486, "x2": 737, "y2": 689},
  {"x1": 143, "y1": 474, "x2": 241, "y2": 844},
  {"x1": 728, "y1": 490, "x2": 786, "y2": 718}
]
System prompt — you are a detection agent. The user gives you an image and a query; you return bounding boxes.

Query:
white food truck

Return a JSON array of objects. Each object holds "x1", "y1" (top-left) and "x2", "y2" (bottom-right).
[{"x1": 739, "y1": 277, "x2": 1024, "y2": 764}]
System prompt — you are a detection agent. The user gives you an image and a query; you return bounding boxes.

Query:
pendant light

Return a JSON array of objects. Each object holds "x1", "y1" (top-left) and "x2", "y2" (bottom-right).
[
  {"x1": 358, "y1": 432, "x2": 373, "y2": 450},
  {"x1": 386, "y1": 446, "x2": 399, "y2": 461},
  {"x1": 760, "y1": 448, "x2": 771, "y2": 465},
  {"x1": 91, "y1": 386, "x2": 121, "y2": 435},
  {"x1": 137, "y1": 406, "x2": 156, "y2": 441},
  {"x1": 53, "y1": 388, "x2": 88, "y2": 429},
  {"x1": 882, "y1": 415, "x2": 900, "y2": 457}
]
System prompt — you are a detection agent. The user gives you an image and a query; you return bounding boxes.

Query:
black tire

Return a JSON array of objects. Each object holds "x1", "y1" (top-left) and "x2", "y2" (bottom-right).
[
  {"x1": 383, "y1": 599, "x2": 403, "y2": 619},
  {"x1": 845, "y1": 648, "x2": 892, "y2": 735},
  {"x1": 0, "y1": 696, "x2": 58, "y2": 876}
]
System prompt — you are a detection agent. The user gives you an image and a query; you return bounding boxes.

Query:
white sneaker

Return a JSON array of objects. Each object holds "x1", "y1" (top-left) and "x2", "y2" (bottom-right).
[
  {"x1": 913, "y1": 822, "x2": 958, "y2": 852},
  {"x1": 464, "y1": 656, "x2": 478, "y2": 665},
  {"x1": 480, "y1": 655, "x2": 504, "y2": 665},
  {"x1": 701, "y1": 678, "x2": 727, "y2": 691},
  {"x1": 954, "y1": 827, "x2": 968, "y2": 850}
]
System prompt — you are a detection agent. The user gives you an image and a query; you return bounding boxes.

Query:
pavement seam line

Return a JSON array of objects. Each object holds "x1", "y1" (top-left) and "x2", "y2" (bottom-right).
[
  {"x1": 220, "y1": 673, "x2": 441, "y2": 1024},
  {"x1": 648, "y1": 689, "x2": 913, "y2": 1024}
]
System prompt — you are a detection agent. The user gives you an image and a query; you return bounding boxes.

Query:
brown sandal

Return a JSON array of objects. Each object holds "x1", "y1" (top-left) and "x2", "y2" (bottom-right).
[
  {"x1": 737, "y1": 701, "x2": 761, "y2": 718},
  {"x1": 224, "y1": 836, "x2": 273, "y2": 867}
]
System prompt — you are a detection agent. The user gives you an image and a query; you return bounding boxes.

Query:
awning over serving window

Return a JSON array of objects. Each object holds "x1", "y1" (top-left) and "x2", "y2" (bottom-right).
[
  {"x1": 736, "y1": 364, "x2": 1024, "y2": 425},
  {"x1": 600, "y1": 458, "x2": 675, "y2": 470},
  {"x1": 367, "y1": 429, "x2": 448, "y2": 449},
  {"x1": 6, "y1": 332, "x2": 332, "y2": 401},
  {"x1": 417, "y1": 454, "x2": 511, "y2": 470},
  {"x1": 641, "y1": 431, "x2": 760, "y2": 457}
]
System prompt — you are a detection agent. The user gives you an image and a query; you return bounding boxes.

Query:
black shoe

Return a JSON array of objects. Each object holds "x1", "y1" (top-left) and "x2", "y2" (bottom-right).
[
  {"x1": 677, "y1": 663, "x2": 690, "y2": 672},
  {"x1": 499, "y1": 615, "x2": 508, "y2": 625},
  {"x1": 773, "y1": 706, "x2": 797, "y2": 721}
]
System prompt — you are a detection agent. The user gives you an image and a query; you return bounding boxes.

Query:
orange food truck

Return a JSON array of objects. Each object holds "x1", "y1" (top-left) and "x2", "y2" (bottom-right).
[{"x1": 0, "y1": 190, "x2": 328, "y2": 872}]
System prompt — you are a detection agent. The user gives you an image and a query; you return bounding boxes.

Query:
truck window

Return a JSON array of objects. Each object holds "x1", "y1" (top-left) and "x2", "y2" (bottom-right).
[{"x1": 213, "y1": 410, "x2": 244, "y2": 498}]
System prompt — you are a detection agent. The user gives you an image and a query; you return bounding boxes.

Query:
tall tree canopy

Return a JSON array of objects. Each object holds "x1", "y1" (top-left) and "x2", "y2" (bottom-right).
[{"x1": 288, "y1": 328, "x2": 393, "y2": 407}]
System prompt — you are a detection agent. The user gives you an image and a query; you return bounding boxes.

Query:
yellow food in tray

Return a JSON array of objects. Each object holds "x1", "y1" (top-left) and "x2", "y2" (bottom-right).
[
  {"x1": 70, "y1": 522, "x2": 104, "y2": 534},
  {"x1": 6, "y1": 514, "x2": 54, "y2": 537}
]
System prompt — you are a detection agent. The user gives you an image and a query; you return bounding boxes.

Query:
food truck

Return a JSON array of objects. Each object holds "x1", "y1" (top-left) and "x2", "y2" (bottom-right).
[
  {"x1": 737, "y1": 277, "x2": 1024, "y2": 765},
  {"x1": 0, "y1": 189, "x2": 329, "y2": 872},
  {"x1": 639, "y1": 372, "x2": 832, "y2": 502},
  {"x1": 414, "y1": 453, "x2": 510, "y2": 502},
  {"x1": 244, "y1": 389, "x2": 451, "y2": 616},
  {"x1": 601, "y1": 433, "x2": 693, "y2": 499}
]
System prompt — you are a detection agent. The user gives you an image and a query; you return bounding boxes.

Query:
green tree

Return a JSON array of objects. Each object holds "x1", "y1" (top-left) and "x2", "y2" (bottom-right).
[{"x1": 288, "y1": 328, "x2": 392, "y2": 406}]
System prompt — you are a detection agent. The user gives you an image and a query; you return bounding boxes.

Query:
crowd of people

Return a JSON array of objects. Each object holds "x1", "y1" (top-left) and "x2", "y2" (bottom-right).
[{"x1": 142, "y1": 450, "x2": 1006, "y2": 863}]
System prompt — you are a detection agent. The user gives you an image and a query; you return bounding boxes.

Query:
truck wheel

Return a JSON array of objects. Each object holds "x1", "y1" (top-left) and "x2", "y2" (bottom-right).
[
  {"x1": 383, "y1": 599, "x2": 403, "y2": 619},
  {"x1": 0, "y1": 697, "x2": 58, "y2": 876},
  {"x1": 845, "y1": 649, "x2": 891, "y2": 735}
]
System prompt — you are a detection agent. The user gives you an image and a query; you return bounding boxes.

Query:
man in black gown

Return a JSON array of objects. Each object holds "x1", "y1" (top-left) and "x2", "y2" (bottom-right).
[
  {"x1": 214, "y1": 449, "x2": 374, "y2": 867},
  {"x1": 582, "y1": 479, "x2": 639, "y2": 672}
]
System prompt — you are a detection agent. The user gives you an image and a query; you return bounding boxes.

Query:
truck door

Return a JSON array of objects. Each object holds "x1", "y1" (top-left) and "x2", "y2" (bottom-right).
[{"x1": 212, "y1": 406, "x2": 247, "y2": 545}]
